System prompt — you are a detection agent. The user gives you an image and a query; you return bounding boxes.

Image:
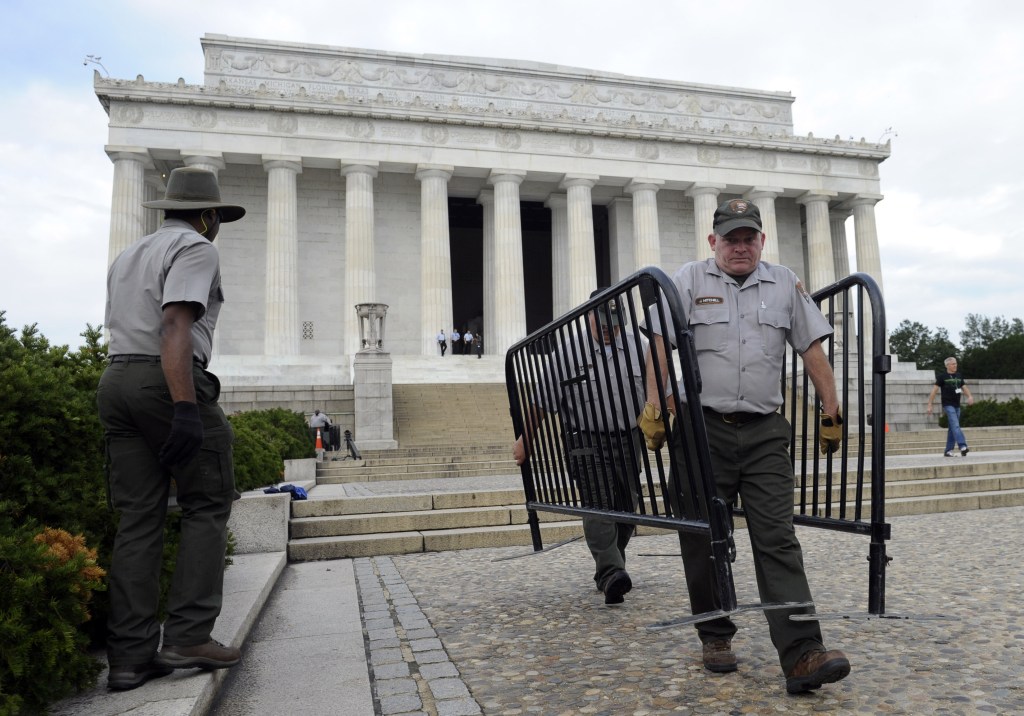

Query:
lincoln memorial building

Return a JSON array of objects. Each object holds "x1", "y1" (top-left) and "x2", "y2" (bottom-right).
[{"x1": 94, "y1": 34, "x2": 889, "y2": 390}]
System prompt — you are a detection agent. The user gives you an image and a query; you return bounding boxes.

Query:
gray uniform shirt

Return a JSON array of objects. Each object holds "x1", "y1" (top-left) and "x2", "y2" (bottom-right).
[
  {"x1": 648, "y1": 259, "x2": 832, "y2": 414},
  {"x1": 105, "y1": 219, "x2": 223, "y2": 366},
  {"x1": 536, "y1": 328, "x2": 647, "y2": 432}
]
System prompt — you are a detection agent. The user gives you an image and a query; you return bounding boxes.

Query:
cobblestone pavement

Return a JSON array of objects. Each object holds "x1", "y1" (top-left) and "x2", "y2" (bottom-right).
[{"x1": 356, "y1": 506, "x2": 1024, "y2": 715}]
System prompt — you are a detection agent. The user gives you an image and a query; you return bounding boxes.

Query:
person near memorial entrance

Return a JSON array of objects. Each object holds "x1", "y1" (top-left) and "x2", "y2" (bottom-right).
[
  {"x1": 638, "y1": 198, "x2": 850, "y2": 694},
  {"x1": 926, "y1": 356, "x2": 974, "y2": 456},
  {"x1": 464, "y1": 330, "x2": 474, "y2": 353},
  {"x1": 451, "y1": 328, "x2": 461, "y2": 355},
  {"x1": 437, "y1": 329, "x2": 447, "y2": 356},
  {"x1": 310, "y1": 409, "x2": 333, "y2": 450},
  {"x1": 513, "y1": 290, "x2": 646, "y2": 605},
  {"x1": 97, "y1": 167, "x2": 244, "y2": 691}
]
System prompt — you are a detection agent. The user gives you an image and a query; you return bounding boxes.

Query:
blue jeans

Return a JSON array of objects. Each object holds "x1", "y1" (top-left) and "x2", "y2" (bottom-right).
[{"x1": 943, "y1": 405, "x2": 968, "y2": 452}]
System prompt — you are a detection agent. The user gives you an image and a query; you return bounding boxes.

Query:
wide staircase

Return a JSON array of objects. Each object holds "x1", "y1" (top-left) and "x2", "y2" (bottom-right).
[{"x1": 287, "y1": 386, "x2": 1024, "y2": 561}]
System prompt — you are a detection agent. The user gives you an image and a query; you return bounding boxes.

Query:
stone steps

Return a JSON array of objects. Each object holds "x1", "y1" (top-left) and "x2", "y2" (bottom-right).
[{"x1": 287, "y1": 455, "x2": 1024, "y2": 560}]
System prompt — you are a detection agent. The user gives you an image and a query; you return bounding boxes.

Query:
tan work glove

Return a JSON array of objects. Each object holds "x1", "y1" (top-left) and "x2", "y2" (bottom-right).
[
  {"x1": 638, "y1": 402, "x2": 670, "y2": 451},
  {"x1": 819, "y1": 409, "x2": 843, "y2": 455}
]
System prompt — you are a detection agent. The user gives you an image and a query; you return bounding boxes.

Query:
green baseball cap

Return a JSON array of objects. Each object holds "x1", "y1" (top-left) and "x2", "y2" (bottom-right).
[{"x1": 713, "y1": 198, "x2": 762, "y2": 235}]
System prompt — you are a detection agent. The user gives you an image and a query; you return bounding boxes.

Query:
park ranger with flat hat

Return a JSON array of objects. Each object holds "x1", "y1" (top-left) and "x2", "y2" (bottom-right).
[{"x1": 98, "y1": 167, "x2": 245, "y2": 690}]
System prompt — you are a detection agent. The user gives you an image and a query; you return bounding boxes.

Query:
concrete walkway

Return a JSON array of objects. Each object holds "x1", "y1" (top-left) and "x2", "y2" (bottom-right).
[{"x1": 53, "y1": 449, "x2": 1024, "y2": 715}]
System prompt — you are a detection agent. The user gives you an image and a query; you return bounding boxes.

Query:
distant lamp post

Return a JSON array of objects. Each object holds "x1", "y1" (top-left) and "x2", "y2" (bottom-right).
[
  {"x1": 83, "y1": 55, "x2": 109, "y2": 76},
  {"x1": 355, "y1": 303, "x2": 389, "y2": 353}
]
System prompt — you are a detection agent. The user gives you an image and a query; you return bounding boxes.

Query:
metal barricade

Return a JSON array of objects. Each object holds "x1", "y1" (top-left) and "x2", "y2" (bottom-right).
[
  {"x1": 506, "y1": 268, "x2": 741, "y2": 620},
  {"x1": 505, "y1": 268, "x2": 896, "y2": 624}
]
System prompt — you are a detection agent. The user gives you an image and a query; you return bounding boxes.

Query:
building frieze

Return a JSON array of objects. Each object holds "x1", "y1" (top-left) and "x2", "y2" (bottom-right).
[
  {"x1": 96, "y1": 75, "x2": 890, "y2": 163},
  {"x1": 102, "y1": 96, "x2": 882, "y2": 180}
]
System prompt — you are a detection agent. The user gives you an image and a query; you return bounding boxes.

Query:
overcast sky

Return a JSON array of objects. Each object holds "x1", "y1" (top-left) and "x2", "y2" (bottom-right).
[{"x1": 2, "y1": 0, "x2": 1022, "y2": 350}]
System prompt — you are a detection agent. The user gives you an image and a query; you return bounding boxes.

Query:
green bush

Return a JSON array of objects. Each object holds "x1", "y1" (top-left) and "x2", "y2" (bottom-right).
[
  {"x1": 938, "y1": 398, "x2": 1024, "y2": 427},
  {"x1": 227, "y1": 408, "x2": 314, "y2": 492},
  {"x1": 0, "y1": 525, "x2": 106, "y2": 715}
]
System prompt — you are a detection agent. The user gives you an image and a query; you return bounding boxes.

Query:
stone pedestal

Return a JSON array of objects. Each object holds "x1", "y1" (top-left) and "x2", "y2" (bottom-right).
[{"x1": 353, "y1": 351, "x2": 398, "y2": 450}]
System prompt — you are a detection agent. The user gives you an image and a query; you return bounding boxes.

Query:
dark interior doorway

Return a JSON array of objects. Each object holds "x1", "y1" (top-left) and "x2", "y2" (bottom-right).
[{"x1": 447, "y1": 198, "x2": 609, "y2": 340}]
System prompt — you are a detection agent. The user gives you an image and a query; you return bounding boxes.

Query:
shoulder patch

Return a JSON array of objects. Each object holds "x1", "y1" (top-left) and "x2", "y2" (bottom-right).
[
  {"x1": 795, "y1": 281, "x2": 812, "y2": 303},
  {"x1": 694, "y1": 296, "x2": 724, "y2": 306}
]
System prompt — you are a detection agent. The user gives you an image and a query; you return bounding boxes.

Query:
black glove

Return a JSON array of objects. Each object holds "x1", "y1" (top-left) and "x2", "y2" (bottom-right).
[{"x1": 159, "y1": 402, "x2": 204, "y2": 468}]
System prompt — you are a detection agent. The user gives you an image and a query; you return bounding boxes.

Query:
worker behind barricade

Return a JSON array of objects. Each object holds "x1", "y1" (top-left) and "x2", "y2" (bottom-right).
[
  {"x1": 309, "y1": 409, "x2": 332, "y2": 450},
  {"x1": 513, "y1": 289, "x2": 647, "y2": 605},
  {"x1": 639, "y1": 198, "x2": 849, "y2": 694}
]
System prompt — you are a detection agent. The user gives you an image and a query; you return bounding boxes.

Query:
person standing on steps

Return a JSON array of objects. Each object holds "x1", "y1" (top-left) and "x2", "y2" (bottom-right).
[{"x1": 926, "y1": 356, "x2": 974, "y2": 456}]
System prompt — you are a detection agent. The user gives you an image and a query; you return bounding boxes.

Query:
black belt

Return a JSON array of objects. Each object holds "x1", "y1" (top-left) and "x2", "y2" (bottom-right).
[
  {"x1": 109, "y1": 354, "x2": 204, "y2": 365},
  {"x1": 703, "y1": 407, "x2": 771, "y2": 426}
]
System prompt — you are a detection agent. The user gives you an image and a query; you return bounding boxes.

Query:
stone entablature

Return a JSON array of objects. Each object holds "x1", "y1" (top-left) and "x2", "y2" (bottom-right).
[{"x1": 94, "y1": 35, "x2": 889, "y2": 164}]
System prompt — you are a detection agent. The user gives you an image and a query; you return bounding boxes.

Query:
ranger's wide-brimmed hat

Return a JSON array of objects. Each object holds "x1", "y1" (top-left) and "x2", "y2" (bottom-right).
[{"x1": 143, "y1": 167, "x2": 246, "y2": 222}]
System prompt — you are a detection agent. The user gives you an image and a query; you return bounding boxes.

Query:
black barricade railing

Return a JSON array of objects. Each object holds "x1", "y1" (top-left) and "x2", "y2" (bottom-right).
[
  {"x1": 773, "y1": 271, "x2": 891, "y2": 615},
  {"x1": 506, "y1": 268, "x2": 739, "y2": 615}
]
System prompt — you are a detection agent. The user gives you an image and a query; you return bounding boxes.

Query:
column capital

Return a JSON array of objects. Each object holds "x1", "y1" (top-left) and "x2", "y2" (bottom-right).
[
  {"x1": 685, "y1": 182, "x2": 727, "y2": 198},
  {"x1": 625, "y1": 179, "x2": 664, "y2": 195},
  {"x1": 559, "y1": 173, "x2": 599, "y2": 190},
  {"x1": 104, "y1": 145, "x2": 153, "y2": 168},
  {"x1": 489, "y1": 168, "x2": 527, "y2": 186},
  {"x1": 262, "y1": 156, "x2": 303, "y2": 173},
  {"x1": 181, "y1": 151, "x2": 225, "y2": 172},
  {"x1": 144, "y1": 171, "x2": 165, "y2": 190},
  {"x1": 415, "y1": 164, "x2": 454, "y2": 182},
  {"x1": 796, "y1": 189, "x2": 838, "y2": 206},
  {"x1": 744, "y1": 186, "x2": 785, "y2": 201},
  {"x1": 829, "y1": 208, "x2": 853, "y2": 222},
  {"x1": 476, "y1": 189, "x2": 494, "y2": 206},
  {"x1": 839, "y1": 193, "x2": 884, "y2": 210},
  {"x1": 544, "y1": 193, "x2": 567, "y2": 210},
  {"x1": 341, "y1": 161, "x2": 379, "y2": 178}
]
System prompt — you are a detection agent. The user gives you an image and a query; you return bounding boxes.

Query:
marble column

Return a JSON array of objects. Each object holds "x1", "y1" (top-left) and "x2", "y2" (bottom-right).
[
  {"x1": 797, "y1": 190, "x2": 838, "y2": 292},
  {"x1": 560, "y1": 174, "x2": 599, "y2": 307},
  {"x1": 745, "y1": 187, "x2": 784, "y2": 265},
  {"x1": 182, "y1": 151, "x2": 225, "y2": 176},
  {"x1": 489, "y1": 169, "x2": 528, "y2": 354},
  {"x1": 626, "y1": 180, "x2": 663, "y2": 270},
  {"x1": 342, "y1": 162, "x2": 379, "y2": 356},
  {"x1": 478, "y1": 189, "x2": 495, "y2": 353},
  {"x1": 143, "y1": 173, "x2": 164, "y2": 236},
  {"x1": 686, "y1": 183, "x2": 726, "y2": 261},
  {"x1": 828, "y1": 208, "x2": 853, "y2": 353},
  {"x1": 262, "y1": 156, "x2": 303, "y2": 356},
  {"x1": 847, "y1": 194, "x2": 885, "y2": 294},
  {"x1": 847, "y1": 194, "x2": 886, "y2": 358},
  {"x1": 416, "y1": 165, "x2": 455, "y2": 356},
  {"x1": 545, "y1": 193, "x2": 570, "y2": 319},
  {"x1": 829, "y1": 208, "x2": 852, "y2": 280},
  {"x1": 105, "y1": 146, "x2": 151, "y2": 267}
]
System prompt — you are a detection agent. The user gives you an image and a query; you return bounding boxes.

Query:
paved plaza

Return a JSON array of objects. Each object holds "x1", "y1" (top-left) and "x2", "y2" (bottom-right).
[
  {"x1": 54, "y1": 464, "x2": 1024, "y2": 715},
  {"x1": 354, "y1": 505, "x2": 1024, "y2": 715}
]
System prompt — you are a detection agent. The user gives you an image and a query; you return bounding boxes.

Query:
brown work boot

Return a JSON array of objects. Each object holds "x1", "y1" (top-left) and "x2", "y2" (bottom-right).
[
  {"x1": 702, "y1": 638, "x2": 737, "y2": 673},
  {"x1": 786, "y1": 648, "x2": 850, "y2": 694},
  {"x1": 156, "y1": 639, "x2": 241, "y2": 670}
]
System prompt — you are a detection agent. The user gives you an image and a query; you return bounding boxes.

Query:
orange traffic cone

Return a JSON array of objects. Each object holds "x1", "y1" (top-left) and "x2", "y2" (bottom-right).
[{"x1": 315, "y1": 429, "x2": 325, "y2": 462}]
